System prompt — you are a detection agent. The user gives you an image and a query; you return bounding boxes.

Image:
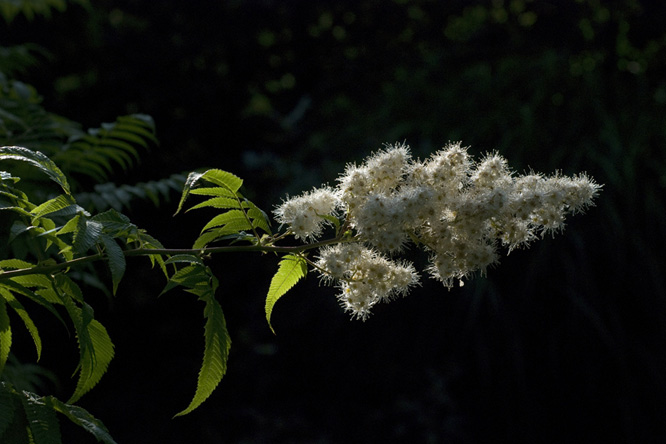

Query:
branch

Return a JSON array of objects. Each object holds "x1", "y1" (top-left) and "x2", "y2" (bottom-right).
[{"x1": 0, "y1": 235, "x2": 355, "y2": 281}]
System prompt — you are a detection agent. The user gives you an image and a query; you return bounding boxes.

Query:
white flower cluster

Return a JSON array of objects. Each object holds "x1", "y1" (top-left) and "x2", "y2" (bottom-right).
[
  {"x1": 315, "y1": 244, "x2": 419, "y2": 320},
  {"x1": 274, "y1": 142, "x2": 601, "y2": 319}
]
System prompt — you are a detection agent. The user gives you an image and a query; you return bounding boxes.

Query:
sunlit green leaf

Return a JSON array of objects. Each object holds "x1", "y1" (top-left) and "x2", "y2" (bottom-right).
[
  {"x1": 174, "y1": 275, "x2": 230, "y2": 417},
  {"x1": 200, "y1": 209, "x2": 253, "y2": 234},
  {"x1": 186, "y1": 196, "x2": 240, "y2": 212},
  {"x1": 63, "y1": 297, "x2": 114, "y2": 404},
  {"x1": 174, "y1": 171, "x2": 204, "y2": 216},
  {"x1": 200, "y1": 169, "x2": 243, "y2": 193},
  {"x1": 265, "y1": 254, "x2": 307, "y2": 334},
  {"x1": 30, "y1": 194, "x2": 76, "y2": 220}
]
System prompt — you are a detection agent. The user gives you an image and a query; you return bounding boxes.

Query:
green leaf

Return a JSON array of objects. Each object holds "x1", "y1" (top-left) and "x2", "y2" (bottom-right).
[
  {"x1": 265, "y1": 254, "x2": 308, "y2": 334},
  {"x1": 1, "y1": 289, "x2": 41, "y2": 361},
  {"x1": 0, "y1": 146, "x2": 71, "y2": 195},
  {"x1": 175, "y1": 169, "x2": 243, "y2": 216},
  {"x1": 1, "y1": 281, "x2": 67, "y2": 329},
  {"x1": 30, "y1": 194, "x2": 77, "y2": 220},
  {"x1": 200, "y1": 209, "x2": 253, "y2": 234},
  {"x1": 189, "y1": 187, "x2": 237, "y2": 197},
  {"x1": 72, "y1": 218, "x2": 102, "y2": 256},
  {"x1": 0, "y1": 259, "x2": 35, "y2": 270},
  {"x1": 58, "y1": 293, "x2": 114, "y2": 404},
  {"x1": 50, "y1": 397, "x2": 117, "y2": 444},
  {"x1": 160, "y1": 265, "x2": 206, "y2": 296},
  {"x1": 55, "y1": 213, "x2": 80, "y2": 236},
  {"x1": 100, "y1": 235, "x2": 125, "y2": 295},
  {"x1": 20, "y1": 391, "x2": 62, "y2": 444},
  {"x1": 174, "y1": 171, "x2": 204, "y2": 216},
  {"x1": 186, "y1": 196, "x2": 241, "y2": 212},
  {"x1": 192, "y1": 228, "x2": 236, "y2": 250},
  {"x1": 90, "y1": 209, "x2": 133, "y2": 236},
  {"x1": 200, "y1": 169, "x2": 243, "y2": 193},
  {"x1": 0, "y1": 299, "x2": 10, "y2": 376},
  {"x1": 245, "y1": 205, "x2": 272, "y2": 234},
  {"x1": 174, "y1": 277, "x2": 230, "y2": 417}
]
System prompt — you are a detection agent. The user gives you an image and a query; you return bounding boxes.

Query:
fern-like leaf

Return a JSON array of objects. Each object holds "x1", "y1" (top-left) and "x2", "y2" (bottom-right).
[
  {"x1": 265, "y1": 254, "x2": 307, "y2": 334},
  {"x1": 55, "y1": 114, "x2": 158, "y2": 183},
  {"x1": 76, "y1": 173, "x2": 186, "y2": 213}
]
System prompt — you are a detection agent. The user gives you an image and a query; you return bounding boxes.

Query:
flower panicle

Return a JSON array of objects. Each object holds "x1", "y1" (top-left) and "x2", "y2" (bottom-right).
[{"x1": 273, "y1": 142, "x2": 601, "y2": 319}]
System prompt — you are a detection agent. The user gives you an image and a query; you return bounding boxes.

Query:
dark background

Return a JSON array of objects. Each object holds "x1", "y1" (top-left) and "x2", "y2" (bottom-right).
[{"x1": 3, "y1": 0, "x2": 666, "y2": 442}]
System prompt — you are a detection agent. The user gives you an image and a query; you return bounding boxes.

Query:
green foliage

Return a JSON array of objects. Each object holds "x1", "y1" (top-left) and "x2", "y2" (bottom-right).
[
  {"x1": 0, "y1": 382, "x2": 116, "y2": 444},
  {"x1": 0, "y1": 146, "x2": 283, "y2": 440},
  {"x1": 75, "y1": 173, "x2": 187, "y2": 213},
  {"x1": 0, "y1": 0, "x2": 89, "y2": 23},
  {"x1": 0, "y1": 73, "x2": 81, "y2": 159},
  {"x1": 177, "y1": 169, "x2": 272, "y2": 249},
  {"x1": 54, "y1": 114, "x2": 158, "y2": 184},
  {"x1": 265, "y1": 254, "x2": 307, "y2": 334},
  {"x1": 0, "y1": 70, "x2": 167, "y2": 210},
  {"x1": 0, "y1": 147, "x2": 169, "y2": 440},
  {"x1": 0, "y1": 146, "x2": 71, "y2": 196},
  {"x1": 161, "y1": 263, "x2": 231, "y2": 417}
]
